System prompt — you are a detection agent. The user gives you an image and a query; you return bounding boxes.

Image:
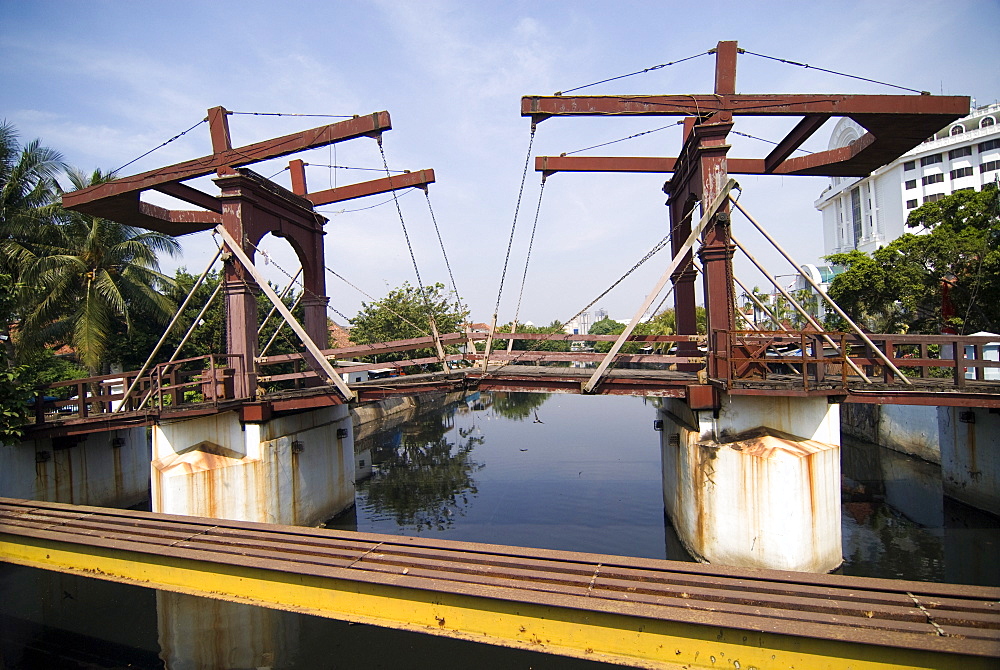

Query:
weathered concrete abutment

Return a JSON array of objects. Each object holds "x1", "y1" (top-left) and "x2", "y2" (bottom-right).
[{"x1": 660, "y1": 395, "x2": 842, "y2": 573}]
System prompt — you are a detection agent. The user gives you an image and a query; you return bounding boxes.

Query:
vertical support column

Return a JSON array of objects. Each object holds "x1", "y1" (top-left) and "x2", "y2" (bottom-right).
[
  {"x1": 217, "y1": 177, "x2": 260, "y2": 400},
  {"x1": 667, "y1": 118, "x2": 701, "y2": 372},
  {"x1": 668, "y1": 194, "x2": 700, "y2": 371},
  {"x1": 698, "y1": 41, "x2": 739, "y2": 378}
]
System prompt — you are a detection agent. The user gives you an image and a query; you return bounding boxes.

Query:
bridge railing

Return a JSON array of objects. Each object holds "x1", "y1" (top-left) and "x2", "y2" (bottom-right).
[
  {"x1": 30, "y1": 353, "x2": 246, "y2": 423},
  {"x1": 255, "y1": 332, "x2": 709, "y2": 390},
  {"x1": 844, "y1": 333, "x2": 1000, "y2": 386},
  {"x1": 717, "y1": 330, "x2": 1000, "y2": 389}
]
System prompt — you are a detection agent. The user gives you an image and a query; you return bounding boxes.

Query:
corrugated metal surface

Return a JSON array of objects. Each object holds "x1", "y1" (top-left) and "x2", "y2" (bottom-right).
[{"x1": 1, "y1": 498, "x2": 997, "y2": 668}]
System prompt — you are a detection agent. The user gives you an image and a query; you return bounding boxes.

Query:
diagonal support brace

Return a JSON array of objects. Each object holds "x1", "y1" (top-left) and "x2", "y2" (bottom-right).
[
  {"x1": 215, "y1": 226, "x2": 356, "y2": 402},
  {"x1": 582, "y1": 179, "x2": 737, "y2": 393}
]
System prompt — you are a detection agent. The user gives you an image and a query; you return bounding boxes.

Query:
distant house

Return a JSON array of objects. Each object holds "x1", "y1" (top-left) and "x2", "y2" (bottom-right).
[{"x1": 328, "y1": 322, "x2": 353, "y2": 349}]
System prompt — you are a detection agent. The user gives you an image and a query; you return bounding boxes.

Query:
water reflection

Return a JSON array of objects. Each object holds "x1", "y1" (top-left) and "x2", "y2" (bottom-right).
[
  {"x1": 840, "y1": 436, "x2": 1000, "y2": 586},
  {"x1": 359, "y1": 409, "x2": 484, "y2": 531},
  {"x1": 3, "y1": 392, "x2": 999, "y2": 668}
]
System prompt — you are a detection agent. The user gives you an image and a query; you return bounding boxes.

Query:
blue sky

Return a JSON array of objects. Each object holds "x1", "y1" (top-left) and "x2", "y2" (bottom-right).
[{"x1": 2, "y1": 0, "x2": 998, "y2": 326}]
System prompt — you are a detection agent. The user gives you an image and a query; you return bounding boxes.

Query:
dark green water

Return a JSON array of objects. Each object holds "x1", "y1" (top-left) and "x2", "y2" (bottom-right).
[{"x1": 2, "y1": 391, "x2": 997, "y2": 668}]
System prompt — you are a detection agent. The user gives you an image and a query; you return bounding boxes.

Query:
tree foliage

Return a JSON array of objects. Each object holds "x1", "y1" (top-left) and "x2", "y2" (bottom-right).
[
  {"x1": 17, "y1": 169, "x2": 180, "y2": 374},
  {"x1": 350, "y1": 282, "x2": 468, "y2": 364},
  {"x1": 826, "y1": 187, "x2": 999, "y2": 334},
  {"x1": 0, "y1": 121, "x2": 65, "y2": 364},
  {"x1": 587, "y1": 309, "x2": 705, "y2": 353},
  {"x1": 359, "y1": 407, "x2": 483, "y2": 531},
  {"x1": 0, "y1": 273, "x2": 28, "y2": 442},
  {"x1": 497, "y1": 320, "x2": 570, "y2": 352}
]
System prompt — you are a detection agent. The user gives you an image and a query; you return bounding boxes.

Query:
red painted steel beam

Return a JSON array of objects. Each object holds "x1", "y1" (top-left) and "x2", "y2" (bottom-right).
[
  {"x1": 63, "y1": 112, "x2": 392, "y2": 212},
  {"x1": 763, "y1": 114, "x2": 831, "y2": 173},
  {"x1": 152, "y1": 182, "x2": 223, "y2": 213},
  {"x1": 303, "y1": 169, "x2": 435, "y2": 206},
  {"x1": 521, "y1": 94, "x2": 968, "y2": 119},
  {"x1": 535, "y1": 155, "x2": 790, "y2": 176},
  {"x1": 537, "y1": 156, "x2": 677, "y2": 174}
]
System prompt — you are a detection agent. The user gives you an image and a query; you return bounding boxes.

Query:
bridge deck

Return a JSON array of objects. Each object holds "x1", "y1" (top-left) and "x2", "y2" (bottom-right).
[{"x1": 1, "y1": 498, "x2": 997, "y2": 669}]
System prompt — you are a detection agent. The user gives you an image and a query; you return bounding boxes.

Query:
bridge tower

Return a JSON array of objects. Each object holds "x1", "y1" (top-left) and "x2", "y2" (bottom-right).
[
  {"x1": 524, "y1": 41, "x2": 969, "y2": 571},
  {"x1": 59, "y1": 108, "x2": 436, "y2": 525}
]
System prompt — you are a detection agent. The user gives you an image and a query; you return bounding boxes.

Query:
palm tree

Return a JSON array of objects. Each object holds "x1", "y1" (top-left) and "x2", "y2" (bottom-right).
[
  {"x1": 20, "y1": 168, "x2": 181, "y2": 374},
  {"x1": 0, "y1": 121, "x2": 65, "y2": 361}
]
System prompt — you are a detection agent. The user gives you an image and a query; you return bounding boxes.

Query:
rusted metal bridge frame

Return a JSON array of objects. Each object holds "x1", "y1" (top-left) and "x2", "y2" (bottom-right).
[
  {"x1": 43, "y1": 43, "x2": 989, "y2": 431},
  {"x1": 523, "y1": 39, "x2": 971, "y2": 391},
  {"x1": 26, "y1": 327, "x2": 1000, "y2": 439}
]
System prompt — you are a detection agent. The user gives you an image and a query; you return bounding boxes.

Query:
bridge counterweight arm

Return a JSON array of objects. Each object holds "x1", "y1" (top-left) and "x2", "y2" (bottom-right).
[
  {"x1": 63, "y1": 111, "x2": 393, "y2": 212},
  {"x1": 288, "y1": 160, "x2": 436, "y2": 206}
]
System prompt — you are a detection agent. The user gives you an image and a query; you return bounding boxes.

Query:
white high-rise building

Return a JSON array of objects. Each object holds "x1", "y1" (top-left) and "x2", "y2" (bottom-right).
[{"x1": 815, "y1": 102, "x2": 999, "y2": 257}]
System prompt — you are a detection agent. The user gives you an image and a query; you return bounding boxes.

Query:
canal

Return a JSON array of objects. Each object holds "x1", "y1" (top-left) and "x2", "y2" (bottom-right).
[{"x1": 1, "y1": 391, "x2": 997, "y2": 668}]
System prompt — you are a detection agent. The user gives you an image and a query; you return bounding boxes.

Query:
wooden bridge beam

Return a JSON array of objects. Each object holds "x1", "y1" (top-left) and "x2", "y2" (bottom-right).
[{"x1": 2, "y1": 499, "x2": 996, "y2": 669}]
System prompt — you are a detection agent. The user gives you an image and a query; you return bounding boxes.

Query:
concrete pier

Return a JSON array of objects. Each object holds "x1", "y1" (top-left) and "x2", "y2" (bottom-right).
[
  {"x1": 1, "y1": 427, "x2": 149, "y2": 508},
  {"x1": 151, "y1": 406, "x2": 354, "y2": 525},
  {"x1": 659, "y1": 395, "x2": 842, "y2": 573}
]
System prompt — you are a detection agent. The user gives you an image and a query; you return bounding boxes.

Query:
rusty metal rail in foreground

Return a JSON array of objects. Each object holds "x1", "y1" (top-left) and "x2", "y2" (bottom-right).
[{"x1": 1, "y1": 499, "x2": 997, "y2": 669}]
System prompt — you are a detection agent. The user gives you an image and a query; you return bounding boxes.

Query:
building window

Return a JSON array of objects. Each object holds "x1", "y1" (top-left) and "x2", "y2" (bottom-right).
[
  {"x1": 982, "y1": 116, "x2": 996, "y2": 128},
  {"x1": 920, "y1": 154, "x2": 943, "y2": 167},
  {"x1": 903, "y1": 160, "x2": 916, "y2": 171},
  {"x1": 906, "y1": 199, "x2": 918, "y2": 209},
  {"x1": 950, "y1": 125, "x2": 965, "y2": 135},
  {"x1": 948, "y1": 146, "x2": 973, "y2": 160},
  {"x1": 922, "y1": 173, "x2": 944, "y2": 186},
  {"x1": 904, "y1": 179, "x2": 916, "y2": 189},
  {"x1": 982, "y1": 160, "x2": 1000, "y2": 173},
  {"x1": 953, "y1": 187, "x2": 974, "y2": 193},
  {"x1": 980, "y1": 139, "x2": 1000, "y2": 152},
  {"x1": 850, "y1": 187, "x2": 862, "y2": 245},
  {"x1": 923, "y1": 193, "x2": 945, "y2": 204},
  {"x1": 950, "y1": 167, "x2": 974, "y2": 179}
]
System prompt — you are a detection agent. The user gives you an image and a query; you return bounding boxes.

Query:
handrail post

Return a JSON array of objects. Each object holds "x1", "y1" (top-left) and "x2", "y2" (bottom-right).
[
  {"x1": 725, "y1": 331, "x2": 733, "y2": 384},
  {"x1": 800, "y1": 333, "x2": 808, "y2": 391},
  {"x1": 883, "y1": 338, "x2": 895, "y2": 385},
  {"x1": 840, "y1": 333, "x2": 848, "y2": 389},
  {"x1": 79, "y1": 380, "x2": 88, "y2": 418},
  {"x1": 815, "y1": 333, "x2": 826, "y2": 383},
  {"x1": 953, "y1": 339, "x2": 966, "y2": 388},
  {"x1": 34, "y1": 389, "x2": 45, "y2": 425},
  {"x1": 920, "y1": 343, "x2": 929, "y2": 379},
  {"x1": 974, "y1": 344, "x2": 984, "y2": 381}
]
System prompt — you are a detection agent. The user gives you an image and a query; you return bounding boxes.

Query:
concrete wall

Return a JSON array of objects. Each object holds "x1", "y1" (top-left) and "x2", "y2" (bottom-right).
[
  {"x1": 660, "y1": 395, "x2": 842, "y2": 573},
  {"x1": 841, "y1": 403, "x2": 941, "y2": 464},
  {"x1": 152, "y1": 406, "x2": 354, "y2": 526},
  {"x1": 0, "y1": 427, "x2": 149, "y2": 508},
  {"x1": 938, "y1": 407, "x2": 1000, "y2": 515},
  {"x1": 842, "y1": 403, "x2": 999, "y2": 514}
]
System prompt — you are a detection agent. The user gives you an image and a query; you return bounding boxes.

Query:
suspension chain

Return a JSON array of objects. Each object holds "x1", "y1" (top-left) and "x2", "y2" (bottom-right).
[
  {"x1": 510, "y1": 175, "x2": 548, "y2": 326},
  {"x1": 424, "y1": 189, "x2": 466, "y2": 315},
  {"x1": 493, "y1": 123, "x2": 538, "y2": 318}
]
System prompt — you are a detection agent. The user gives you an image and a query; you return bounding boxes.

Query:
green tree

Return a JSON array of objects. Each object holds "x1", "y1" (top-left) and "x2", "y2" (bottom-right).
[
  {"x1": 19, "y1": 169, "x2": 180, "y2": 373},
  {"x1": 0, "y1": 273, "x2": 29, "y2": 442},
  {"x1": 826, "y1": 187, "x2": 999, "y2": 334},
  {"x1": 0, "y1": 121, "x2": 65, "y2": 362},
  {"x1": 497, "y1": 320, "x2": 570, "y2": 352},
  {"x1": 589, "y1": 317, "x2": 626, "y2": 353},
  {"x1": 350, "y1": 282, "x2": 468, "y2": 365}
]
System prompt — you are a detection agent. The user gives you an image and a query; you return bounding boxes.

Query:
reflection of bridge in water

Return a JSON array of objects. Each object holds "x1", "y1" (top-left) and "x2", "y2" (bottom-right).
[{"x1": 5, "y1": 40, "x2": 1000, "y2": 668}]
